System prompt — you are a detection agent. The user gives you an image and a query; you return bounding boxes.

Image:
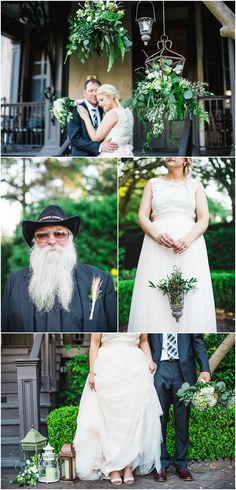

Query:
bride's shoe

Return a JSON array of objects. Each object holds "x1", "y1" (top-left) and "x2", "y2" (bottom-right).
[
  {"x1": 123, "y1": 466, "x2": 134, "y2": 485},
  {"x1": 109, "y1": 471, "x2": 122, "y2": 486}
]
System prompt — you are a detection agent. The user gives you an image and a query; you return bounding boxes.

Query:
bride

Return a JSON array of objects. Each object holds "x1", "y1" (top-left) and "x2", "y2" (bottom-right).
[
  {"x1": 73, "y1": 333, "x2": 162, "y2": 484},
  {"x1": 77, "y1": 84, "x2": 133, "y2": 156},
  {"x1": 128, "y1": 157, "x2": 217, "y2": 333}
]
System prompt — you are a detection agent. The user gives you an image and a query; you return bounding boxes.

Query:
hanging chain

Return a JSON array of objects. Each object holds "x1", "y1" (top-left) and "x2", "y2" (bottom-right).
[{"x1": 162, "y1": 0, "x2": 166, "y2": 36}]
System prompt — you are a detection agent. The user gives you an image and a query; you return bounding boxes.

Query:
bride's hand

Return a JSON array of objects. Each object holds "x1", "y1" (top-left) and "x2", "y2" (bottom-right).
[
  {"x1": 148, "y1": 360, "x2": 157, "y2": 374},
  {"x1": 77, "y1": 105, "x2": 89, "y2": 120},
  {"x1": 173, "y1": 237, "x2": 191, "y2": 254},
  {"x1": 88, "y1": 372, "x2": 96, "y2": 391},
  {"x1": 155, "y1": 233, "x2": 175, "y2": 248}
]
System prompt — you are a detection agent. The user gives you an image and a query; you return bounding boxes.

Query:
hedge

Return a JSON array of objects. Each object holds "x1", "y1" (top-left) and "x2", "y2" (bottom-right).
[
  {"x1": 119, "y1": 270, "x2": 235, "y2": 325},
  {"x1": 47, "y1": 405, "x2": 235, "y2": 460},
  {"x1": 204, "y1": 223, "x2": 235, "y2": 271}
]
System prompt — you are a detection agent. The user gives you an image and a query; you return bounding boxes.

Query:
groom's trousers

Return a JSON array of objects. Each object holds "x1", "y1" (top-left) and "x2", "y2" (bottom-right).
[{"x1": 154, "y1": 359, "x2": 191, "y2": 469}]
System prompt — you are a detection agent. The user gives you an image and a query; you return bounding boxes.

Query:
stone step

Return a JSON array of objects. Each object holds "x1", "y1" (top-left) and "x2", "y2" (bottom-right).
[
  {"x1": 1, "y1": 382, "x2": 18, "y2": 394},
  {"x1": 1, "y1": 437, "x2": 21, "y2": 458},
  {"x1": 1, "y1": 417, "x2": 47, "y2": 437},
  {"x1": 1, "y1": 403, "x2": 51, "y2": 419},
  {"x1": 1, "y1": 372, "x2": 18, "y2": 383},
  {"x1": 1, "y1": 347, "x2": 31, "y2": 355},
  {"x1": 1, "y1": 457, "x2": 24, "y2": 468}
]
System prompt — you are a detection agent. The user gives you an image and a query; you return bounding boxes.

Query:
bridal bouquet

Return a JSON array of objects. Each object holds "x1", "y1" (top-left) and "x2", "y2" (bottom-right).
[
  {"x1": 177, "y1": 380, "x2": 232, "y2": 411},
  {"x1": 65, "y1": 1, "x2": 132, "y2": 72},
  {"x1": 149, "y1": 266, "x2": 197, "y2": 322},
  {"x1": 132, "y1": 60, "x2": 213, "y2": 142},
  {"x1": 50, "y1": 97, "x2": 76, "y2": 129}
]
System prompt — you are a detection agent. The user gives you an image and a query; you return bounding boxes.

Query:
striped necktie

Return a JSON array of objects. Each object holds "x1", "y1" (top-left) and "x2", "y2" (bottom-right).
[
  {"x1": 167, "y1": 334, "x2": 178, "y2": 360},
  {"x1": 92, "y1": 108, "x2": 98, "y2": 129}
]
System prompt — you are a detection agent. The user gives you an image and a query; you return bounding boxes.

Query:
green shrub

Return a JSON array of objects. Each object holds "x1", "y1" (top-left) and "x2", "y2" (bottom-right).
[
  {"x1": 47, "y1": 406, "x2": 79, "y2": 454},
  {"x1": 205, "y1": 223, "x2": 235, "y2": 270},
  {"x1": 119, "y1": 270, "x2": 235, "y2": 324},
  {"x1": 166, "y1": 405, "x2": 235, "y2": 460},
  {"x1": 61, "y1": 349, "x2": 89, "y2": 406},
  {"x1": 47, "y1": 405, "x2": 234, "y2": 460},
  {"x1": 211, "y1": 270, "x2": 235, "y2": 313}
]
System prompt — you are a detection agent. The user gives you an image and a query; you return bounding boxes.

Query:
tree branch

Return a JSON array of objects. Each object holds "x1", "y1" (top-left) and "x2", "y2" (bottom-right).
[{"x1": 202, "y1": 1, "x2": 235, "y2": 39}]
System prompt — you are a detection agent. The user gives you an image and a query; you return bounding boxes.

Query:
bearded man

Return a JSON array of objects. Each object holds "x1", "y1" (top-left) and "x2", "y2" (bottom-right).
[{"x1": 2, "y1": 205, "x2": 117, "y2": 332}]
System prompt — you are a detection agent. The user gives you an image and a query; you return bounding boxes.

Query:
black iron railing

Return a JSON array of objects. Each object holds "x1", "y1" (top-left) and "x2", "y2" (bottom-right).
[{"x1": 1, "y1": 101, "x2": 45, "y2": 152}]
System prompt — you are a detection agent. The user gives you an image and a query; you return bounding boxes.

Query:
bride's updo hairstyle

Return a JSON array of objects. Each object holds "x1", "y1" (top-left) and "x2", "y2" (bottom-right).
[
  {"x1": 183, "y1": 157, "x2": 192, "y2": 175},
  {"x1": 96, "y1": 84, "x2": 122, "y2": 107}
]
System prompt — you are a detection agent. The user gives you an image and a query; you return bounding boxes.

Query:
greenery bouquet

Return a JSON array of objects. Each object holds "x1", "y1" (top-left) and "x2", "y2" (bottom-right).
[
  {"x1": 177, "y1": 380, "x2": 233, "y2": 411},
  {"x1": 50, "y1": 96, "x2": 76, "y2": 129},
  {"x1": 65, "y1": 0, "x2": 132, "y2": 72},
  {"x1": 132, "y1": 59, "x2": 213, "y2": 144},
  {"x1": 149, "y1": 266, "x2": 198, "y2": 322},
  {"x1": 10, "y1": 456, "x2": 39, "y2": 487}
]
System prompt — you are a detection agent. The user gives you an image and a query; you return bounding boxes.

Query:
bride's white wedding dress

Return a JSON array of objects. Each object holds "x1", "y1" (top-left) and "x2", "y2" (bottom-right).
[
  {"x1": 128, "y1": 177, "x2": 217, "y2": 333},
  {"x1": 100, "y1": 107, "x2": 133, "y2": 156},
  {"x1": 73, "y1": 333, "x2": 162, "y2": 480}
]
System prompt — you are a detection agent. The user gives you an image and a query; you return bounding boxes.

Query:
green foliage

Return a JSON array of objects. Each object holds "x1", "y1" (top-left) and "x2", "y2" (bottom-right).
[
  {"x1": 211, "y1": 270, "x2": 235, "y2": 313},
  {"x1": 47, "y1": 406, "x2": 79, "y2": 454},
  {"x1": 119, "y1": 269, "x2": 235, "y2": 324},
  {"x1": 50, "y1": 97, "x2": 75, "y2": 129},
  {"x1": 65, "y1": 1, "x2": 132, "y2": 71},
  {"x1": 166, "y1": 405, "x2": 235, "y2": 460},
  {"x1": 205, "y1": 223, "x2": 235, "y2": 270},
  {"x1": 10, "y1": 456, "x2": 39, "y2": 487},
  {"x1": 204, "y1": 334, "x2": 235, "y2": 389},
  {"x1": 177, "y1": 380, "x2": 232, "y2": 410},
  {"x1": 131, "y1": 61, "x2": 212, "y2": 144},
  {"x1": 61, "y1": 349, "x2": 89, "y2": 406}
]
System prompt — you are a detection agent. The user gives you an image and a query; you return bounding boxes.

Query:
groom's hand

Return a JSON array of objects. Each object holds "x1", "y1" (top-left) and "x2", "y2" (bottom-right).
[
  {"x1": 198, "y1": 371, "x2": 211, "y2": 382},
  {"x1": 101, "y1": 139, "x2": 119, "y2": 153}
]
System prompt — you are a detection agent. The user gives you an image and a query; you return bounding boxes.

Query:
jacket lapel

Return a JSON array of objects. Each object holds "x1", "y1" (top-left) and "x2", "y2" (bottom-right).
[
  {"x1": 22, "y1": 268, "x2": 34, "y2": 332},
  {"x1": 75, "y1": 266, "x2": 102, "y2": 331}
]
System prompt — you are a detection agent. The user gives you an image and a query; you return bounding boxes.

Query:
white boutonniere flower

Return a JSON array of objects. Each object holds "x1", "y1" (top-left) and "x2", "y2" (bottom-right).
[{"x1": 89, "y1": 276, "x2": 103, "y2": 320}]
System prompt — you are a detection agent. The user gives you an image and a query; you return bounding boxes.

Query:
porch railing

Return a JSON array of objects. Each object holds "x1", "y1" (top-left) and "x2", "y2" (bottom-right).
[{"x1": 1, "y1": 101, "x2": 45, "y2": 151}]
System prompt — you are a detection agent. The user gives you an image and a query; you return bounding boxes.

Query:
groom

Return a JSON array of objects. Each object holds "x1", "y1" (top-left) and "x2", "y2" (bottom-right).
[
  {"x1": 67, "y1": 78, "x2": 118, "y2": 156},
  {"x1": 149, "y1": 334, "x2": 211, "y2": 481}
]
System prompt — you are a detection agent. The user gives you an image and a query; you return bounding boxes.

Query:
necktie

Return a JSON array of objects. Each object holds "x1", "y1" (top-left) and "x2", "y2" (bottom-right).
[
  {"x1": 167, "y1": 334, "x2": 178, "y2": 360},
  {"x1": 92, "y1": 108, "x2": 98, "y2": 129}
]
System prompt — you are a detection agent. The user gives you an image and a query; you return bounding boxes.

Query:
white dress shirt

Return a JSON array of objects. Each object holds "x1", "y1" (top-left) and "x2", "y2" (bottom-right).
[
  {"x1": 84, "y1": 100, "x2": 101, "y2": 125},
  {"x1": 160, "y1": 333, "x2": 179, "y2": 361}
]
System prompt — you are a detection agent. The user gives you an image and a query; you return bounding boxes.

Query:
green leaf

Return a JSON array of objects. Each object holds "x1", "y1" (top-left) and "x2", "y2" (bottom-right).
[{"x1": 184, "y1": 90, "x2": 193, "y2": 99}]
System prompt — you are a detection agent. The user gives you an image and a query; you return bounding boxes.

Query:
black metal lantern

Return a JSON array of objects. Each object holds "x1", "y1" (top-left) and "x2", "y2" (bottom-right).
[
  {"x1": 59, "y1": 443, "x2": 76, "y2": 481},
  {"x1": 135, "y1": 0, "x2": 156, "y2": 46}
]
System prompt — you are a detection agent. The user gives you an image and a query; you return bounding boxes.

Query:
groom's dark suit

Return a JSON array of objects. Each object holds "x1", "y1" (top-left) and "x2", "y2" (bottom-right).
[
  {"x1": 67, "y1": 102, "x2": 103, "y2": 156},
  {"x1": 149, "y1": 334, "x2": 210, "y2": 470}
]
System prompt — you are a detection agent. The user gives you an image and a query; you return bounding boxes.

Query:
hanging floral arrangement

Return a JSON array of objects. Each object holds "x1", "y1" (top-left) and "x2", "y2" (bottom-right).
[
  {"x1": 131, "y1": 59, "x2": 213, "y2": 143},
  {"x1": 64, "y1": 1, "x2": 132, "y2": 72}
]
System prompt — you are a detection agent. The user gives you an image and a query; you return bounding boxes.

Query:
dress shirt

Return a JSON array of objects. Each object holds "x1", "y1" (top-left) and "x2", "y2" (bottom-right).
[{"x1": 160, "y1": 333, "x2": 179, "y2": 361}]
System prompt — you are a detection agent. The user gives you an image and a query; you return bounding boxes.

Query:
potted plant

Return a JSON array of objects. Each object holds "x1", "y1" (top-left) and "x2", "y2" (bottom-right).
[{"x1": 149, "y1": 265, "x2": 198, "y2": 322}]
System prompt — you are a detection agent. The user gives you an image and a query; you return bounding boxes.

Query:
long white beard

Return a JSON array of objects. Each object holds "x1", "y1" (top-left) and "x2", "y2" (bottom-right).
[{"x1": 28, "y1": 239, "x2": 77, "y2": 312}]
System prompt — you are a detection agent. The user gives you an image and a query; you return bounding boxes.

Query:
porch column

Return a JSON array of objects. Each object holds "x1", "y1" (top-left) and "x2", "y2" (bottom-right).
[
  {"x1": 15, "y1": 359, "x2": 41, "y2": 439},
  {"x1": 228, "y1": 38, "x2": 235, "y2": 147}
]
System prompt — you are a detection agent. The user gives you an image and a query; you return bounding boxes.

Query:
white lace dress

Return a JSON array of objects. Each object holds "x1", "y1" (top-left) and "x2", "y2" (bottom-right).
[
  {"x1": 100, "y1": 107, "x2": 133, "y2": 156},
  {"x1": 73, "y1": 333, "x2": 162, "y2": 480},
  {"x1": 128, "y1": 177, "x2": 217, "y2": 332}
]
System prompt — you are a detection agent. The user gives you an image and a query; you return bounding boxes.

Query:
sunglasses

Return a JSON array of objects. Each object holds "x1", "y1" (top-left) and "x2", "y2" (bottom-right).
[{"x1": 34, "y1": 230, "x2": 71, "y2": 243}]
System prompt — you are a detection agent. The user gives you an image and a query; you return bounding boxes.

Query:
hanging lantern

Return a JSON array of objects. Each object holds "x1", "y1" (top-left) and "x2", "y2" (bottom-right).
[
  {"x1": 38, "y1": 443, "x2": 60, "y2": 483},
  {"x1": 59, "y1": 443, "x2": 76, "y2": 481},
  {"x1": 20, "y1": 426, "x2": 47, "y2": 458},
  {"x1": 135, "y1": 1, "x2": 156, "y2": 46}
]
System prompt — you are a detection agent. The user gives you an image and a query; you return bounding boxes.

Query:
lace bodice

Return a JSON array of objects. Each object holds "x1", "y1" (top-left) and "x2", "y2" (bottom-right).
[
  {"x1": 107, "y1": 107, "x2": 133, "y2": 145},
  {"x1": 101, "y1": 333, "x2": 140, "y2": 347},
  {"x1": 151, "y1": 177, "x2": 198, "y2": 220}
]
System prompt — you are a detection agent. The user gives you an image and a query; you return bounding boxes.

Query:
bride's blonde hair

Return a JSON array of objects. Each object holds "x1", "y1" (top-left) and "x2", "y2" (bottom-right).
[
  {"x1": 183, "y1": 157, "x2": 192, "y2": 175},
  {"x1": 96, "y1": 84, "x2": 122, "y2": 107}
]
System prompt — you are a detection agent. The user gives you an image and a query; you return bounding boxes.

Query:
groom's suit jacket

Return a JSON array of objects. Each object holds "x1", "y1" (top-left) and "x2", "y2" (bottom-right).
[
  {"x1": 67, "y1": 101, "x2": 103, "y2": 156},
  {"x1": 2, "y1": 264, "x2": 117, "y2": 333},
  {"x1": 149, "y1": 334, "x2": 210, "y2": 385}
]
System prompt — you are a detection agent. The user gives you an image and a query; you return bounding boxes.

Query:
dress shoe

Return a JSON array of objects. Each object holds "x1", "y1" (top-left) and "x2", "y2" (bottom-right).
[
  {"x1": 153, "y1": 468, "x2": 167, "y2": 481},
  {"x1": 175, "y1": 467, "x2": 193, "y2": 481}
]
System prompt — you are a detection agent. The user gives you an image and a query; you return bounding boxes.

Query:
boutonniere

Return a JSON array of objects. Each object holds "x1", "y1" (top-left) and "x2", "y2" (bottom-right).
[{"x1": 89, "y1": 276, "x2": 103, "y2": 320}]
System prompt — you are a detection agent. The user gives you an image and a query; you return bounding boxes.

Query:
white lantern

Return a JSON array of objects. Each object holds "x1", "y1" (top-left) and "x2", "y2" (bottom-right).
[{"x1": 38, "y1": 443, "x2": 59, "y2": 483}]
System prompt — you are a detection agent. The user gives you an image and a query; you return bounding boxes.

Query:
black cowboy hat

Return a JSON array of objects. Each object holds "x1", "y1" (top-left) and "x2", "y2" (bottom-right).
[{"x1": 22, "y1": 205, "x2": 80, "y2": 246}]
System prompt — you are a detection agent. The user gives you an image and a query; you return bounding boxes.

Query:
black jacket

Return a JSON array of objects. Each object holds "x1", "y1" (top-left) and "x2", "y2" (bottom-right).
[
  {"x1": 2, "y1": 264, "x2": 117, "y2": 332},
  {"x1": 67, "y1": 101, "x2": 103, "y2": 156},
  {"x1": 149, "y1": 334, "x2": 210, "y2": 385}
]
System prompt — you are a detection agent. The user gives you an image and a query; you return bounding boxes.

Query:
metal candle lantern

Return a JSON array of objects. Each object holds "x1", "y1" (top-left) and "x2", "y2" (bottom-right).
[
  {"x1": 59, "y1": 443, "x2": 76, "y2": 481},
  {"x1": 135, "y1": 0, "x2": 156, "y2": 46},
  {"x1": 20, "y1": 426, "x2": 47, "y2": 459},
  {"x1": 38, "y1": 443, "x2": 59, "y2": 483}
]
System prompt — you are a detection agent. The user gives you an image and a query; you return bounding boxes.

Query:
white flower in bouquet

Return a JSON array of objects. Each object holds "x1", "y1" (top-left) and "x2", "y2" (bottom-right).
[
  {"x1": 50, "y1": 97, "x2": 76, "y2": 129},
  {"x1": 191, "y1": 386, "x2": 218, "y2": 411}
]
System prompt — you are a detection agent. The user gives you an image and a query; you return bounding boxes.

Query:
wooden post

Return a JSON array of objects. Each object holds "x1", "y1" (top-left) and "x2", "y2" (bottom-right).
[
  {"x1": 209, "y1": 334, "x2": 235, "y2": 373},
  {"x1": 16, "y1": 359, "x2": 41, "y2": 439},
  {"x1": 202, "y1": 1, "x2": 235, "y2": 39}
]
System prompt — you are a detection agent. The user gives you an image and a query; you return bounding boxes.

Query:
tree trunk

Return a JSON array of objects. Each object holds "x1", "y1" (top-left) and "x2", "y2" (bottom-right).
[
  {"x1": 209, "y1": 334, "x2": 235, "y2": 373},
  {"x1": 202, "y1": 1, "x2": 235, "y2": 39}
]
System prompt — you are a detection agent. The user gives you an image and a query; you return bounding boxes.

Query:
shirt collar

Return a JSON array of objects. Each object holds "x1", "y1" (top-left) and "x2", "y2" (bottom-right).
[{"x1": 84, "y1": 100, "x2": 98, "y2": 113}]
